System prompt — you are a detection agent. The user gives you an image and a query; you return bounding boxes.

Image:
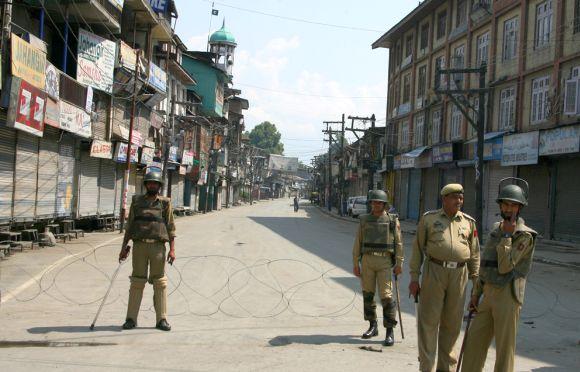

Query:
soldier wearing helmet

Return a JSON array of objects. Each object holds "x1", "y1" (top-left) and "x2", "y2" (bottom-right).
[
  {"x1": 460, "y1": 179, "x2": 537, "y2": 372},
  {"x1": 119, "y1": 170, "x2": 176, "y2": 331},
  {"x1": 352, "y1": 189, "x2": 403, "y2": 346}
]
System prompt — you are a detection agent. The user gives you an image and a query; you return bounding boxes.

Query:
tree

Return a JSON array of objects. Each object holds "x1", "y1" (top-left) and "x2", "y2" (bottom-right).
[{"x1": 247, "y1": 121, "x2": 284, "y2": 154}]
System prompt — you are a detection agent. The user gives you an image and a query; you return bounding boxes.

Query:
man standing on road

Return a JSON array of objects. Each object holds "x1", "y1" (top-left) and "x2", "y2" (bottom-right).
[
  {"x1": 460, "y1": 180, "x2": 536, "y2": 372},
  {"x1": 119, "y1": 171, "x2": 176, "y2": 331},
  {"x1": 409, "y1": 184, "x2": 480, "y2": 371},
  {"x1": 294, "y1": 196, "x2": 299, "y2": 212},
  {"x1": 353, "y1": 190, "x2": 403, "y2": 346}
]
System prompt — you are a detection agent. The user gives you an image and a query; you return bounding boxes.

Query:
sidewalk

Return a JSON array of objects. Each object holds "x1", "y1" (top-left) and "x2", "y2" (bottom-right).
[{"x1": 316, "y1": 205, "x2": 580, "y2": 271}]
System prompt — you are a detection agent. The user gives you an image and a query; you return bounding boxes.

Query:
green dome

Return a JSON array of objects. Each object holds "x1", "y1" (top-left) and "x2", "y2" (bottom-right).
[{"x1": 210, "y1": 20, "x2": 236, "y2": 45}]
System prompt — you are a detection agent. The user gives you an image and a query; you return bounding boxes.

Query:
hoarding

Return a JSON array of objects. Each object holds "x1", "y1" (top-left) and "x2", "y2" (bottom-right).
[
  {"x1": 501, "y1": 131, "x2": 539, "y2": 166},
  {"x1": 268, "y1": 155, "x2": 299, "y2": 173},
  {"x1": 7, "y1": 78, "x2": 46, "y2": 137},
  {"x1": 59, "y1": 100, "x2": 92, "y2": 138},
  {"x1": 11, "y1": 33, "x2": 46, "y2": 89},
  {"x1": 77, "y1": 28, "x2": 116, "y2": 93}
]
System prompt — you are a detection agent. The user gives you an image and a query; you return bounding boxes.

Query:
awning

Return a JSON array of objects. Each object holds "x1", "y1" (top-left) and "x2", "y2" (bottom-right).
[
  {"x1": 403, "y1": 146, "x2": 429, "y2": 158},
  {"x1": 466, "y1": 131, "x2": 505, "y2": 144}
]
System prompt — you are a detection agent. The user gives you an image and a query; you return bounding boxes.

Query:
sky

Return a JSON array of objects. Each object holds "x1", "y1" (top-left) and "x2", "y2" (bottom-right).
[{"x1": 174, "y1": 0, "x2": 419, "y2": 164}]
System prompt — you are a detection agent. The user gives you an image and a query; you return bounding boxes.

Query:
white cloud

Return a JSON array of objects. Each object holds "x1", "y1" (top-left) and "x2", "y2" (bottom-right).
[{"x1": 186, "y1": 34, "x2": 209, "y2": 51}]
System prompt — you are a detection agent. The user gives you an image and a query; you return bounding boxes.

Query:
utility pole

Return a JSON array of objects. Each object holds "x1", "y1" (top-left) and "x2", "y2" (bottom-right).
[
  {"x1": 323, "y1": 118, "x2": 343, "y2": 213},
  {"x1": 346, "y1": 114, "x2": 378, "y2": 195},
  {"x1": 120, "y1": 49, "x2": 141, "y2": 232},
  {"x1": 435, "y1": 62, "x2": 488, "y2": 236}
]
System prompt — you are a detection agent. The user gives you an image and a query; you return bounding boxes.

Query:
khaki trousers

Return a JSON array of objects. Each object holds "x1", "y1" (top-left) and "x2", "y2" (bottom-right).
[
  {"x1": 418, "y1": 260, "x2": 468, "y2": 372},
  {"x1": 361, "y1": 254, "x2": 396, "y2": 327},
  {"x1": 126, "y1": 241, "x2": 168, "y2": 323},
  {"x1": 460, "y1": 283, "x2": 521, "y2": 372}
]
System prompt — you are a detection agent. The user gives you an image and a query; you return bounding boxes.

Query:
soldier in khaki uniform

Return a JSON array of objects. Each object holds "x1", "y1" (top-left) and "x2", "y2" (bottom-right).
[
  {"x1": 353, "y1": 190, "x2": 403, "y2": 346},
  {"x1": 461, "y1": 180, "x2": 536, "y2": 372},
  {"x1": 119, "y1": 171, "x2": 176, "y2": 331},
  {"x1": 409, "y1": 184, "x2": 480, "y2": 372}
]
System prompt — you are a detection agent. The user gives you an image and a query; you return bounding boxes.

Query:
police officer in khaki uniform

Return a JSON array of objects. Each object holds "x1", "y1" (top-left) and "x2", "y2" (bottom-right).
[
  {"x1": 409, "y1": 184, "x2": 480, "y2": 371},
  {"x1": 460, "y1": 179, "x2": 536, "y2": 372},
  {"x1": 119, "y1": 171, "x2": 176, "y2": 331},
  {"x1": 353, "y1": 190, "x2": 403, "y2": 346}
]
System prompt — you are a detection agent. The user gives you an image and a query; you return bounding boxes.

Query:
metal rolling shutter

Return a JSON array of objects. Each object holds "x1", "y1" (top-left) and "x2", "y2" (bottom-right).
[
  {"x1": 57, "y1": 137, "x2": 75, "y2": 217},
  {"x1": 14, "y1": 132, "x2": 39, "y2": 220},
  {"x1": 36, "y1": 128, "x2": 59, "y2": 218},
  {"x1": 78, "y1": 152, "x2": 100, "y2": 217},
  {"x1": 399, "y1": 170, "x2": 409, "y2": 219},
  {"x1": 554, "y1": 158, "x2": 580, "y2": 242},
  {"x1": 422, "y1": 167, "x2": 439, "y2": 213},
  {"x1": 519, "y1": 164, "x2": 549, "y2": 236},
  {"x1": 0, "y1": 127, "x2": 15, "y2": 221},
  {"x1": 98, "y1": 159, "x2": 116, "y2": 215},
  {"x1": 178, "y1": 175, "x2": 184, "y2": 207},
  {"x1": 115, "y1": 163, "x2": 124, "y2": 217},
  {"x1": 462, "y1": 167, "x2": 476, "y2": 218},
  {"x1": 408, "y1": 169, "x2": 421, "y2": 220},
  {"x1": 484, "y1": 162, "x2": 514, "y2": 232},
  {"x1": 170, "y1": 171, "x2": 179, "y2": 208}
]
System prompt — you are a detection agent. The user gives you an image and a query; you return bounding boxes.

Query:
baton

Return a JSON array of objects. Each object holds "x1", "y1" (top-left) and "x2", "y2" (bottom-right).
[
  {"x1": 89, "y1": 262, "x2": 123, "y2": 330},
  {"x1": 457, "y1": 310, "x2": 475, "y2": 371},
  {"x1": 394, "y1": 274, "x2": 404, "y2": 339}
]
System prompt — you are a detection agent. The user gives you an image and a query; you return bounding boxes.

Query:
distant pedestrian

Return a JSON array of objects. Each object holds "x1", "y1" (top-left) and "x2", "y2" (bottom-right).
[
  {"x1": 293, "y1": 196, "x2": 299, "y2": 212},
  {"x1": 460, "y1": 179, "x2": 536, "y2": 372}
]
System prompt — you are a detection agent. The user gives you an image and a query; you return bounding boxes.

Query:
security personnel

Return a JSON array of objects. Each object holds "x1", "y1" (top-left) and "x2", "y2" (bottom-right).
[
  {"x1": 409, "y1": 184, "x2": 480, "y2": 371},
  {"x1": 352, "y1": 189, "x2": 403, "y2": 346},
  {"x1": 461, "y1": 181, "x2": 536, "y2": 372},
  {"x1": 119, "y1": 171, "x2": 176, "y2": 331}
]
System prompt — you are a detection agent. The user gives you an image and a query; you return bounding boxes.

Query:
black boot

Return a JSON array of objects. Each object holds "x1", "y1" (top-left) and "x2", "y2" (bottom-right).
[
  {"x1": 122, "y1": 318, "x2": 136, "y2": 330},
  {"x1": 361, "y1": 320, "x2": 379, "y2": 339},
  {"x1": 383, "y1": 327, "x2": 394, "y2": 346},
  {"x1": 156, "y1": 319, "x2": 171, "y2": 331}
]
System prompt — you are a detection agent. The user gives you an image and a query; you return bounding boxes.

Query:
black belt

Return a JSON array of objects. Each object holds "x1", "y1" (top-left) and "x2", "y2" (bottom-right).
[
  {"x1": 481, "y1": 260, "x2": 498, "y2": 267},
  {"x1": 363, "y1": 243, "x2": 394, "y2": 249},
  {"x1": 429, "y1": 257, "x2": 466, "y2": 269}
]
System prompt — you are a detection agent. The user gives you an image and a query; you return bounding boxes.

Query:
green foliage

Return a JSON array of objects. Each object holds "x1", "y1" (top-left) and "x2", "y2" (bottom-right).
[{"x1": 248, "y1": 121, "x2": 285, "y2": 155}]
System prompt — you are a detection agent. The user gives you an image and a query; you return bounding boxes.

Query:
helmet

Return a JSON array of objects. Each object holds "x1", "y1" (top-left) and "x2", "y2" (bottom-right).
[
  {"x1": 368, "y1": 189, "x2": 389, "y2": 204},
  {"x1": 143, "y1": 171, "x2": 164, "y2": 186},
  {"x1": 496, "y1": 184, "x2": 528, "y2": 206}
]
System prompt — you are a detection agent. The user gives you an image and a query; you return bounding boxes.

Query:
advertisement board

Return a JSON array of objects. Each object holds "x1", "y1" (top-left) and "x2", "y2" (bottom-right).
[
  {"x1": 6, "y1": 77, "x2": 46, "y2": 137},
  {"x1": 77, "y1": 28, "x2": 116, "y2": 93},
  {"x1": 501, "y1": 131, "x2": 539, "y2": 166},
  {"x1": 59, "y1": 100, "x2": 92, "y2": 138},
  {"x1": 90, "y1": 139, "x2": 114, "y2": 159},
  {"x1": 11, "y1": 33, "x2": 46, "y2": 89}
]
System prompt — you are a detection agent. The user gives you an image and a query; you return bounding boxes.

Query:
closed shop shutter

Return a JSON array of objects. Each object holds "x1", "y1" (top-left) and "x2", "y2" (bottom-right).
[
  {"x1": 78, "y1": 152, "x2": 100, "y2": 217},
  {"x1": 170, "y1": 171, "x2": 179, "y2": 208},
  {"x1": 98, "y1": 159, "x2": 116, "y2": 215},
  {"x1": 519, "y1": 163, "x2": 549, "y2": 236},
  {"x1": 422, "y1": 167, "x2": 439, "y2": 213},
  {"x1": 178, "y1": 175, "x2": 184, "y2": 207},
  {"x1": 57, "y1": 136, "x2": 75, "y2": 217},
  {"x1": 554, "y1": 158, "x2": 580, "y2": 242},
  {"x1": 399, "y1": 170, "x2": 409, "y2": 219},
  {"x1": 14, "y1": 132, "x2": 39, "y2": 220},
  {"x1": 484, "y1": 162, "x2": 514, "y2": 231},
  {"x1": 36, "y1": 128, "x2": 59, "y2": 218},
  {"x1": 408, "y1": 169, "x2": 421, "y2": 220},
  {"x1": 443, "y1": 167, "x2": 461, "y2": 185},
  {"x1": 0, "y1": 127, "x2": 16, "y2": 221},
  {"x1": 463, "y1": 167, "x2": 476, "y2": 218}
]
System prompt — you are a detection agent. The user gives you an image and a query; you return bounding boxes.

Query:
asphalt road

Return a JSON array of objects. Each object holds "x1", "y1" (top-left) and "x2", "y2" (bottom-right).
[{"x1": 0, "y1": 199, "x2": 578, "y2": 371}]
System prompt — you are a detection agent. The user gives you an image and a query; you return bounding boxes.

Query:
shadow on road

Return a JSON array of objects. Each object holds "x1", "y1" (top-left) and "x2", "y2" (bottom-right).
[
  {"x1": 269, "y1": 334, "x2": 383, "y2": 347},
  {"x1": 27, "y1": 325, "x2": 123, "y2": 334}
]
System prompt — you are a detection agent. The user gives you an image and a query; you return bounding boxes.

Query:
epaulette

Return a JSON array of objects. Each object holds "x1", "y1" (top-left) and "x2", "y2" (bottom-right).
[
  {"x1": 423, "y1": 210, "x2": 438, "y2": 216},
  {"x1": 461, "y1": 212, "x2": 476, "y2": 222}
]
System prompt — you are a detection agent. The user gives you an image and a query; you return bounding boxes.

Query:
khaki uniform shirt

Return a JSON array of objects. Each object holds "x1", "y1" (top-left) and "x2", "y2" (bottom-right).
[
  {"x1": 352, "y1": 212, "x2": 404, "y2": 268},
  {"x1": 410, "y1": 209, "x2": 480, "y2": 282},
  {"x1": 124, "y1": 194, "x2": 176, "y2": 241}
]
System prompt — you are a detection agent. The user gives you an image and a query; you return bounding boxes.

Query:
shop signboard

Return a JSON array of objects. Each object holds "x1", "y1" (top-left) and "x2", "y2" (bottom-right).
[
  {"x1": 6, "y1": 78, "x2": 46, "y2": 137},
  {"x1": 59, "y1": 100, "x2": 92, "y2": 138},
  {"x1": 168, "y1": 146, "x2": 178, "y2": 162},
  {"x1": 148, "y1": 61, "x2": 167, "y2": 92},
  {"x1": 433, "y1": 143, "x2": 453, "y2": 163},
  {"x1": 400, "y1": 155, "x2": 415, "y2": 169},
  {"x1": 117, "y1": 40, "x2": 137, "y2": 71},
  {"x1": 45, "y1": 62, "x2": 60, "y2": 99},
  {"x1": 140, "y1": 146, "x2": 155, "y2": 165},
  {"x1": 44, "y1": 97, "x2": 60, "y2": 127},
  {"x1": 150, "y1": 110, "x2": 164, "y2": 129},
  {"x1": 393, "y1": 155, "x2": 402, "y2": 170},
  {"x1": 182, "y1": 150, "x2": 194, "y2": 166},
  {"x1": 77, "y1": 28, "x2": 116, "y2": 93},
  {"x1": 539, "y1": 125, "x2": 580, "y2": 155},
  {"x1": 90, "y1": 139, "x2": 114, "y2": 159},
  {"x1": 501, "y1": 131, "x2": 539, "y2": 166},
  {"x1": 148, "y1": 0, "x2": 168, "y2": 13},
  {"x1": 114, "y1": 142, "x2": 138, "y2": 163},
  {"x1": 11, "y1": 33, "x2": 46, "y2": 89}
]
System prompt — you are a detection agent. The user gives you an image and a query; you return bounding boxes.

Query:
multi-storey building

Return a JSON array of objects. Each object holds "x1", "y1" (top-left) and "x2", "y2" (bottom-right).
[{"x1": 373, "y1": 0, "x2": 580, "y2": 241}]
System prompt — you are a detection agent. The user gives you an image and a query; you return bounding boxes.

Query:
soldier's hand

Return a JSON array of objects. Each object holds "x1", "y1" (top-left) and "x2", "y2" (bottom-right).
[
  {"x1": 468, "y1": 295, "x2": 480, "y2": 312},
  {"x1": 119, "y1": 245, "x2": 130, "y2": 263},
  {"x1": 353, "y1": 265, "x2": 361, "y2": 277},
  {"x1": 167, "y1": 249, "x2": 176, "y2": 265},
  {"x1": 409, "y1": 281, "x2": 420, "y2": 298},
  {"x1": 393, "y1": 265, "x2": 402, "y2": 276}
]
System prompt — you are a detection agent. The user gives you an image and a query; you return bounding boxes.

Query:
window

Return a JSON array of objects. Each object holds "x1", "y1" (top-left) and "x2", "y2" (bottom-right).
[
  {"x1": 531, "y1": 76, "x2": 550, "y2": 124},
  {"x1": 414, "y1": 114, "x2": 425, "y2": 146},
  {"x1": 452, "y1": 45, "x2": 465, "y2": 88},
  {"x1": 456, "y1": 0, "x2": 467, "y2": 28},
  {"x1": 575, "y1": 0, "x2": 580, "y2": 34},
  {"x1": 564, "y1": 67, "x2": 580, "y2": 115},
  {"x1": 499, "y1": 87, "x2": 516, "y2": 130},
  {"x1": 401, "y1": 121, "x2": 410, "y2": 148},
  {"x1": 420, "y1": 23, "x2": 429, "y2": 50},
  {"x1": 451, "y1": 104, "x2": 463, "y2": 139},
  {"x1": 418, "y1": 65, "x2": 427, "y2": 98},
  {"x1": 403, "y1": 73, "x2": 411, "y2": 103},
  {"x1": 437, "y1": 10, "x2": 447, "y2": 39},
  {"x1": 406, "y1": 35, "x2": 414, "y2": 57},
  {"x1": 435, "y1": 55, "x2": 446, "y2": 88},
  {"x1": 432, "y1": 109, "x2": 441, "y2": 144},
  {"x1": 476, "y1": 32, "x2": 489, "y2": 66},
  {"x1": 503, "y1": 17, "x2": 519, "y2": 61},
  {"x1": 535, "y1": 1, "x2": 553, "y2": 48},
  {"x1": 396, "y1": 41, "x2": 402, "y2": 65}
]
